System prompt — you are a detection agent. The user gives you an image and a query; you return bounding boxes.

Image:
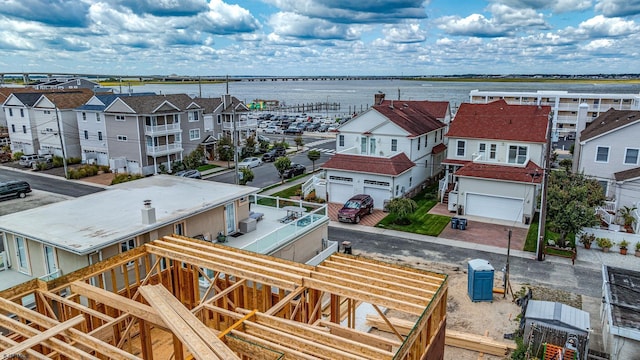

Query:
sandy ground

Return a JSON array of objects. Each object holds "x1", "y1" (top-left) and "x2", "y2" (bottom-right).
[{"x1": 355, "y1": 249, "x2": 538, "y2": 360}]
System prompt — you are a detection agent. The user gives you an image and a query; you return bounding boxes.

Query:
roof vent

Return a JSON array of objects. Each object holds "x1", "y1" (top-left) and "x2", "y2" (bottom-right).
[
  {"x1": 390, "y1": 100, "x2": 394, "y2": 109},
  {"x1": 403, "y1": 103, "x2": 409, "y2": 107}
]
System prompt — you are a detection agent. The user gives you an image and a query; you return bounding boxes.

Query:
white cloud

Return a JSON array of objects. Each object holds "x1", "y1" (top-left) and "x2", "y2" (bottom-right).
[
  {"x1": 567, "y1": 15, "x2": 640, "y2": 37},
  {"x1": 381, "y1": 22, "x2": 427, "y2": 43},
  {"x1": 582, "y1": 38, "x2": 614, "y2": 50},
  {"x1": 269, "y1": 12, "x2": 360, "y2": 40},
  {"x1": 487, "y1": 3, "x2": 549, "y2": 29},
  {"x1": 494, "y1": 0, "x2": 592, "y2": 13},
  {"x1": 437, "y1": 14, "x2": 510, "y2": 37},
  {"x1": 595, "y1": 0, "x2": 640, "y2": 17}
]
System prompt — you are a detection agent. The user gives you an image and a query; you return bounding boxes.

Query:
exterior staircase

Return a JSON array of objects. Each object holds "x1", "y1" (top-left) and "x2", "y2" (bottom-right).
[{"x1": 442, "y1": 183, "x2": 455, "y2": 205}]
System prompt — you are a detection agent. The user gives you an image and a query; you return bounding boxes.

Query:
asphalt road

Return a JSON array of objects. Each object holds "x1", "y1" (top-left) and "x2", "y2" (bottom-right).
[
  {"x1": 0, "y1": 167, "x2": 103, "y2": 197},
  {"x1": 328, "y1": 227, "x2": 603, "y2": 298}
]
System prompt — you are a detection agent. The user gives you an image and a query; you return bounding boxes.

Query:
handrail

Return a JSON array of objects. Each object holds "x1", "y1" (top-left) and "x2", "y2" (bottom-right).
[{"x1": 595, "y1": 207, "x2": 614, "y2": 226}]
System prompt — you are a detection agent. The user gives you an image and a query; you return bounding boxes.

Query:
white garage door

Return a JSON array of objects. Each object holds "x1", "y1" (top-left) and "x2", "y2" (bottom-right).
[
  {"x1": 466, "y1": 193, "x2": 523, "y2": 222},
  {"x1": 328, "y1": 182, "x2": 354, "y2": 204},
  {"x1": 364, "y1": 187, "x2": 391, "y2": 210}
]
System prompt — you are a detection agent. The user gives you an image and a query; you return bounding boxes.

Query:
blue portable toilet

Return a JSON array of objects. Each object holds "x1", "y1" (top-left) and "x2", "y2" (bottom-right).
[{"x1": 467, "y1": 259, "x2": 494, "y2": 302}]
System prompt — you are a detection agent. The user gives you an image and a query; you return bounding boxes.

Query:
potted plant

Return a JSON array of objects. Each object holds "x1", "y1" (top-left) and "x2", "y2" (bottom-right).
[
  {"x1": 636, "y1": 242, "x2": 640, "y2": 257},
  {"x1": 596, "y1": 237, "x2": 613, "y2": 252},
  {"x1": 216, "y1": 231, "x2": 227, "y2": 243},
  {"x1": 579, "y1": 233, "x2": 595, "y2": 249},
  {"x1": 619, "y1": 239, "x2": 629, "y2": 255},
  {"x1": 617, "y1": 206, "x2": 637, "y2": 233}
]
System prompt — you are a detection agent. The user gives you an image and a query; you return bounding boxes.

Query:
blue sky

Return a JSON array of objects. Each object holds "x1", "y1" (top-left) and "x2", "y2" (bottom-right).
[{"x1": 0, "y1": 0, "x2": 639, "y2": 76}]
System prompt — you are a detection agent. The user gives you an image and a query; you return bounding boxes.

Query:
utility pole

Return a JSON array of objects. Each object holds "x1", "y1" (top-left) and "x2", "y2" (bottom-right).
[
  {"x1": 504, "y1": 229, "x2": 511, "y2": 298},
  {"x1": 233, "y1": 108, "x2": 239, "y2": 185},
  {"x1": 54, "y1": 107, "x2": 68, "y2": 179},
  {"x1": 537, "y1": 114, "x2": 553, "y2": 261}
]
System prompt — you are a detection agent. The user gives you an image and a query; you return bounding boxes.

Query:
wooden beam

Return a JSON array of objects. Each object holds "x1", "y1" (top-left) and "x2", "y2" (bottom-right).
[
  {"x1": 372, "y1": 305, "x2": 404, "y2": 342},
  {"x1": 264, "y1": 286, "x2": 307, "y2": 316},
  {"x1": 139, "y1": 284, "x2": 239, "y2": 360},
  {"x1": 317, "y1": 320, "x2": 400, "y2": 351},
  {"x1": 446, "y1": 330, "x2": 516, "y2": 356},
  {"x1": 0, "y1": 315, "x2": 85, "y2": 357},
  {"x1": 324, "y1": 254, "x2": 446, "y2": 283},
  {"x1": 39, "y1": 290, "x2": 115, "y2": 323},
  {"x1": 70, "y1": 281, "x2": 166, "y2": 328},
  {"x1": 0, "y1": 335, "x2": 52, "y2": 360},
  {"x1": 315, "y1": 265, "x2": 436, "y2": 296},
  {"x1": 145, "y1": 244, "x2": 298, "y2": 291},
  {"x1": 217, "y1": 309, "x2": 257, "y2": 339},
  {"x1": 302, "y1": 277, "x2": 425, "y2": 316}
]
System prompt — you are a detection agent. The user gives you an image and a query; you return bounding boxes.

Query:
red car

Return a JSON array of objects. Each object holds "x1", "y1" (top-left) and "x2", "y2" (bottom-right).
[{"x1": 337, "y1": 194, "x2": 374, "y2": 223}]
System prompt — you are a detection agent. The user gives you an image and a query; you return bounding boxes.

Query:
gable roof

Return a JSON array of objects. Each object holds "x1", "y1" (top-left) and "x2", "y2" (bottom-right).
[
  {"x1": 614, "y1": 167, "x2": 640, "y2": 182},
  {"x1": 455, "y1": 160, "x2": 543, "y2": 184},
  {"x1": 580, "y1": 109, "x2": 640, "y2": 142},
  {"x1": 39, "y1": 89, "x2": 94, "y2": 109},
  {"x1": 193, "y1": 97, "x2": 223, "y2": 113},
  {"x1": 371, "y1": 100, "x2": 448, "y2": 137},
  {"x1": 322, "y1": 152, "x2": 415, "y2": 176},
  {"x1": 111, "y1": 94, "x2": 200, "y2": 114},
  {"x1": 447, "y1": 100, "x2": 550, "y2": 143},
  {"x1": 76, "y1": 93, "x2": 157, "y2": 111}
]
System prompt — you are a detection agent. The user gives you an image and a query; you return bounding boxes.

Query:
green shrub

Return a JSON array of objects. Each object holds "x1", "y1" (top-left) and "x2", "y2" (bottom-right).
[
  {"x1": 12, "y1": 151, "x2": 24, "y2": 161},
  {"x1": 99, "y1": 165, "x2": 111, "y2": 173},
  {"x1": 67, "y1": 157, "x2": 82, "y2": 165},
  {"x1": 111, "y1": 173, "x2": 144, "y2": 185},
  {"x1": 52, "y1": 156, "x2": 64, "y2": 167}
]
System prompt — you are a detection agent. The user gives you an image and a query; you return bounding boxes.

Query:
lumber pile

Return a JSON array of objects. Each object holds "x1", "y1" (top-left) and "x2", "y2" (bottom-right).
[{"x1": 366, "y1": 315, "x2": 516, "y2": 356}]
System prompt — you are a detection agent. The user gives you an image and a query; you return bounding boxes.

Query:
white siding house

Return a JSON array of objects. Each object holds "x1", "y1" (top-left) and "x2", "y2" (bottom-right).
[
  {"x1": 322, "y1": 94, "x2": 450, "y2": 208},
  {"x1": 441, "y1": 100, "x2": 550, "y2": 223}
]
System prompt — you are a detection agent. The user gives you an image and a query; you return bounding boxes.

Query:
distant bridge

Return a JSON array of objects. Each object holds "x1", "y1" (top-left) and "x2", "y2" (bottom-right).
[{"x1": 0, "y1": 72, "x2": 417, "y2": 84}]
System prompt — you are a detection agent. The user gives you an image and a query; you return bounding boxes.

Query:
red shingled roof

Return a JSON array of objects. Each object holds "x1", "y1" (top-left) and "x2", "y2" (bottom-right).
[
  {"x1": 432, "y1": 143, "x2": 447, "y2": 154},
  {"x1": 447, "y1": 100, "x2": 550, "y2": 143},
  {"x1": 455, "y1": 160, "x2": 543, "y2": 184},
  {"x1": 322, "y1": 153, "x2": 415, "y2": 176},
  {"x1": 372, "y1": 100, "x2": 448, "y2": 137}
]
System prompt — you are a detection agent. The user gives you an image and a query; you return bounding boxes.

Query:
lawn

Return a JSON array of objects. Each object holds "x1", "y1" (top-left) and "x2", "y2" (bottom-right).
[
  {"x1": 197, "y1": 164, "x2": 219, "y2": 172},
  {"x1": 376, "y1": 187, "x2": 451, "y2": 237},
  {"x1": 256, "y1": 184, "x2": 301, "y2": 208},
  {"x1": 524, "y1": 213, "x2": 575, "y2": 252}
]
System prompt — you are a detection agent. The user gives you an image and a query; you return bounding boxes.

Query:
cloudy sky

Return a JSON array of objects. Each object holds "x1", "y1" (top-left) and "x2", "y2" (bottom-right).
[{"x1": 1, "y1": 0, "x2": 639, "y2": 76}]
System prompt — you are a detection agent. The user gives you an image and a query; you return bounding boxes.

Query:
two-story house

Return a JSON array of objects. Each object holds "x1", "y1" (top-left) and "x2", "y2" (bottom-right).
[
  {"x1": 573, "y1": 106, "x2": 640, "y2": 233},
  {"x1": 101, "y1": 94, "x2": 205, "y2": 175},
  {"x1": 321, "y1": 94, "x2": 451, "y2": 208},
  {"x1": 3, "y1": 93, "x2": 42, "y2": 155},
  {"x1": 0, "y1": 175, "x2": 331, "y2": 292},
  {"x1": 441, "y1": 100, "x2": 550, "y2": 223}
]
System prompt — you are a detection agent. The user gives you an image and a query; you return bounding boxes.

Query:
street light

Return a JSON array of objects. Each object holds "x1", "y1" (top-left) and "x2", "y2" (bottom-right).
[{"x1": 326, "y1": 95, "x2": 330, "y2": 119}]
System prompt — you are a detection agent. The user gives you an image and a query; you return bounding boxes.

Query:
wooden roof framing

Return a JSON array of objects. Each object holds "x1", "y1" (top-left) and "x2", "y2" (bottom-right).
[{"x1": 0, "y1": 235, "x2": 448, "y2": 360}]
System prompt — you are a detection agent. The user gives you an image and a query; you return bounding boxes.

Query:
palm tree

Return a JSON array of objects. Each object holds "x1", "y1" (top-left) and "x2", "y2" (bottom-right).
[{"x1": 307, "y1": 150, "x2": 321, "y2": 172}]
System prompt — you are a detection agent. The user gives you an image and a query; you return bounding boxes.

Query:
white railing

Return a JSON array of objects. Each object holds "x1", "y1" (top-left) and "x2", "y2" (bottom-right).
[
  {"x1": 633, "y1": 202, "x2": 640, "y2": 234},
  {"x1": 439, "y1": 174, "x2": 450, "y2": 202},
  {"x1": 39, "y1": 269, "x2": 61, "y2": 281},
  {"x1": 602, "y1": 200, "x2": 616, "y2": 213},
  {"x1": 222, "y1": 119, "x2": 258, "y2": 130},
  {"x1": 596, "y1": 207, "x2": 615, "y2": 226},
  {"x1": 144, "y1": 123, "x2": 180, "y2": 134},
  {"x1": 146, "y1": 143, "x2": 182, "y2": 155},
  {"x1": 302, "y1": 174, "x2": 325, "y2": 198}
]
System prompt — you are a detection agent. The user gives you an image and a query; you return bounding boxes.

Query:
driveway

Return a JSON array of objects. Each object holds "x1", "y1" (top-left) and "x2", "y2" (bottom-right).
[{"x1": 327, "y1": 202, "x2": 387, "y2": 226}]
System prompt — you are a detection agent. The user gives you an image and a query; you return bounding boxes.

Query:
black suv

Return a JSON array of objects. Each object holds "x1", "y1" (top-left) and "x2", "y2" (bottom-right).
[
  {"x1": 0, "y1": 181, "x2": 32, "y2": 200},
  {"x1": 282, "y1": 163, "x2": 306, "y2": 178},
  {"x1": 261, "y1": 147, "x2": 286, "y2": 162}
]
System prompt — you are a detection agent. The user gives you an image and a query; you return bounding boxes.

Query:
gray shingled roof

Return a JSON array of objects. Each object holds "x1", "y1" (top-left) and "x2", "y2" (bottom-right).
[
  {"x1": 581, "y1": 109, "x2": 640, "y2": 142},
  {"x1": 115, "y1": 94, "x2": 201, "y2": 113}
]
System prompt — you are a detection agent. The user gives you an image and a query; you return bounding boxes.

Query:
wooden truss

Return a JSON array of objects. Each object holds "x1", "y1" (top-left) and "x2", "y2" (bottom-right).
[{"x1": 0, "y1": 235, "x2": 448, "y2": 360}]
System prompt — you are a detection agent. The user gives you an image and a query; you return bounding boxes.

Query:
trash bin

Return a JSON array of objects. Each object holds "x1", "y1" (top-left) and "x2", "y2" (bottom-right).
[
  {"x1": 451, "y1": 217, "x2": 459, "y2": 229},
  {"x1": 458, "y1": 218, "x2": 467, "y2": 230}
]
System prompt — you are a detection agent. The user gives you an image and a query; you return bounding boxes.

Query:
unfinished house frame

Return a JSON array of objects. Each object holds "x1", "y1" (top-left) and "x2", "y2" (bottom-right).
[{"x1": 0, "y1": 235, "x2": 448, "y2": 360}]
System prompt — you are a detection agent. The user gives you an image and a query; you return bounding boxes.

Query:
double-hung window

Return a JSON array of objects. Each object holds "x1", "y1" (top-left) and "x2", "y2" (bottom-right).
[
  {"x1": 508, "y1": 145, "x2": 527, "y2": 164},
  {"x1": 339, "y1": 135, "x2": 344, "y2": 147},
  {"x1": 624, "y1": 148, "x2": 639, "y2": 165},
  {"x1": 391, "y1": 139, "x2": 397, "y2": 151},
  {"x1": 595, "y1": 146, "x2": 609, "y2": 162},
  {"x1": 489, "y1": 144, "x2": 497, "y2": 160},
  {"x1": 121, "y1": 239, "x2": 137, "y2": 268},
  {"x1": 456, "y1": 140, "x2": 465, "y2": 157},
  {"x1": 189, "y1": 129, "x2": 200, "y2": 141},
  {"x1": 360, "y1": 137, "x2": 367, "y2": 153}
]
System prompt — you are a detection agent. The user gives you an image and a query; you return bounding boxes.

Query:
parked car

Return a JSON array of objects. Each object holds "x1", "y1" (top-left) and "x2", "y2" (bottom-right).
[
  {"x1": 327, "y1": 125, "x2": 339, "y2": 132},
  {"x1": 284, "y1": 125, "x2": 303, "y2": 135},
  {"x1": 18, "y1": 154, "x2": 47, "y2": 168},
  {"x1": 317, "y1": 124, "x2": 331, "y2": 132},
  {"x1": 33, "y1": 157, "x2": 54, "y2": 170},
  {"x1": 337, "y1": 194, "x2": 374, "y2": 223},
  {"x1": 257, "y1": 134, "x2": 270, "y2": 143},
  {"x1": 261, "y1": 147, "x2": 287, "y2": 162},
  {"x1": 238, "y1": 157, "x2": 263, "y2": 168},
  {"x1": 282, "y1": 163, "x2": 306, "y2": 179},
  {"x1": 0, "y1": 180, "x2": 32, "y2": 200},
  {"x1": 264, "y1": 126, "x2": 282, "y2": 134},
  {"x1": 175, "y1": 169, "x2": 202, "y2": 179},
  {"x1": 305, "y1": 122, "x2": 321, "y2": 131}
]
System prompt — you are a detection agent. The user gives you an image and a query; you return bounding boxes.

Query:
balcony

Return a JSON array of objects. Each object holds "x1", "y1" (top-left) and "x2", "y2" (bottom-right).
[
  {"x1": 219, "y1": 195, "x2": 329, "y2": 255},
  {"x1": 146, "y1": 143, "x2": 182, "y2": 156},
  {"x1": 144, "y1": 123, "x2": 181, "y2": 135},
  {"x1": 222, "y1": 118, "x2": 258, "y2": 131}
]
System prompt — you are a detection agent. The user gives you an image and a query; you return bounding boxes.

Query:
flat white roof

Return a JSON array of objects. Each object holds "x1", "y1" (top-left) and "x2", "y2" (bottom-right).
[
  {"x1": 469, "y1": 89, "x2": 640, "y2": 99},
  {"x1": 0, "y1": 175, "x2": 258, "y2": 255}
]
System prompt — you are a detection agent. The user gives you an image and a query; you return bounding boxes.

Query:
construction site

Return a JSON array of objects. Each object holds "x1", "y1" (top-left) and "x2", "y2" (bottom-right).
[{"x1": 0, "y1": 235, "x2": 449, "y2": 360}]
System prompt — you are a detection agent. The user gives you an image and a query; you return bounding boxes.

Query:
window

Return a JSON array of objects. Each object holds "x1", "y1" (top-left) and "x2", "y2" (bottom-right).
[
  {"x1": 217, "y1": 115, "x2": 222, "y2": 124},
  {"x1": 115, "y1": 115, "x2": 125, "y2": 121},
  {"x1": 595, "y1": 146, "x2": 609, "y2": 162},
  {"x1": 360, "y1": 137, "x2": 367, "y2": 153},
  {"x1": 369, "y1": 137, "x2": 376, "y2": 154},
  {"x1": 189, "y1": 111, "x2": 199, "y2": 122},
  {"x1": 44, "y1": 110, "x2": 51, "y2": 115},
  {"x1": 16, "y1": 237, "x2": 29, "y2": 274},
  {"x1": 8, "y1": 109, "x2": 12, "y2": 117},
  {"x1": 456, "y1": 140, "x2": 465, "y2": 157},
  {"x1": 84, "y1": 130, "x2": 89, "y2": 140},
  {"x1": 189, "y1": 129, "x2": 200, "y2": 140},
  {"x1": 339, "y1": 135, "x2": 344, "y2": 147},
  {"x1": 117, "y1": 135, "x2": 127, "y2": 141},
  {"x1": 96, "y1": 113, "x2": 101, "y2": 122},
  {"x1": 489, "y1": 144, "x2": 497, "y2": 160},
  {"x1": 22, "y1": 125, "x2": 27, "y2": 134},
  {"x1": 508, "y1": 145, "x2": 528, "y2": 164},
  {"x1": 624, "y1": 148, "x2": 639, "y2": 165},
  {"x1": 175, "y1": 133, "x2": 181, "y2": 142},
  {"x1": 478, "y1": 143, "x2": 486, "y2": 159},
  {"x1": 120, "y1": 239, "x2": 137, "y2": 268},
  {"x1": 20, "y1": 109, "x2": 24, "y2": 117},
  {"x1": 417, "y1": 136, "x2": 421, "y2": 150},
  {"x1": 391, "y1": 139, "x2": 397, "y2": 151},
  {"x1": 82, "y1": 112, "x2": 87, "y2": 121},
  {"x1": 98, "y1": 131, "x2": 103, "y2": 141},
  {"x1": 11, "y1": 124, "x2": 15, "y2": 133},
  {"x1": 174, "y1": 222, "x2": 185, "y2": 236},
  {"x1": 43, "y1": 245, "x2": 58, "y2": 278}
]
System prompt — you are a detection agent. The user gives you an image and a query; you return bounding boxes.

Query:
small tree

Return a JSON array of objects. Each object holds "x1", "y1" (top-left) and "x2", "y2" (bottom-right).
[
  {"x1": 386, "y1": 198, "x2": 418, "y2": 225},
  {"x1": 546, "y1": 171, "x2": 606, "y2": 246},
  {"x1": 294, "y1": 135, "x2": 304, "y2": 150},
  {"x1": 307, "y1": 150, "x2": 321, "y2": 172},
  {"x1": 238, "y1": 167, "x2": 254, "y2": 185},
  {"x1": 273, "y1": 156, "x2": 291, "y2": 184},
  {"x1": 183, "y1": 145, "x2": 206, "y2": 170},
  {"x1": 244, "y1": 135, "x2": 257, "y2": 157},
  {"x1": 559, "y1": 158, "x2": 572, "y2": 172},
  {"x1": 217, "y1": 136, "x2": 234, "y2": 168}
]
